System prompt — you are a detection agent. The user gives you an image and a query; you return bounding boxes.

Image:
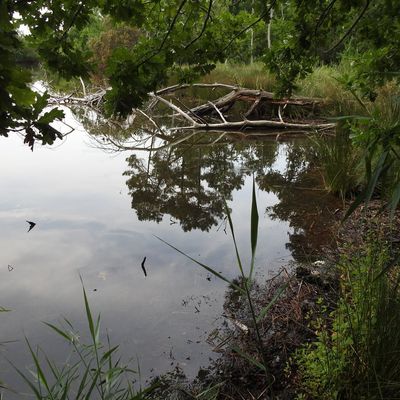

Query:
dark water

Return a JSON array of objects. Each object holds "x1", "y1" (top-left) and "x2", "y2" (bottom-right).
[{"x1": 0, "y1": 106, "x2": 340, "y2": 396}]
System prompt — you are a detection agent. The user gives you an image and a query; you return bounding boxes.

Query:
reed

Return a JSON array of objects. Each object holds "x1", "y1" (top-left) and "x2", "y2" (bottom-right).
[
  {"x1": 12, "y1": 282, "x2": 156, "y2": 400},
  {"x1": 157, "y1": 179, "x2": 287, "y2": 389}
]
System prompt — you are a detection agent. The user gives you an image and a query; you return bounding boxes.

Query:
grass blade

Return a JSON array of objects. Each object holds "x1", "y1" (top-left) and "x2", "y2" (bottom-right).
[
  {"x1": 81, "y1": 280, "x2": 96, "y2": 343},
  {"x1": 249, "y1": 178, "x2": 259, "y2": 281},
  {"x1": 25, "y1": 340, "x2": 54, "y2": 399},
  {"x1": 223, "y1": 199, "x2": 245, "y2": 277},
  {"x1": 231, "y1": 346, "x2": 266, "y2": 371},
  {"x1": 365, "y1": 150, "x2": 389, "y2": 204},
  {"x1": 155, "y1": 235, "x2": 245, "y2": 294},
  {"x1": 43, "y1": 322, "x2": 73, "y2": 342},
  {"x1": 84, "y1": 368, "x2": 101, "y2": 400},
  {"x1": 344, "y1": 151, "x2": 388, "y2": 220},
  {"x1": 388, "y1": 181, "x2": 400, "y2": 219},
  {"x1": 256, "y1": 282, "x2": 288, "y2": 323},
  {"x1": 11, "y1": 361, "x2": 42, "y2": 399},
  {"x1": 100, "y1": 345, "x2": 120, "y2": 364},
  {"x1": 76, "y1": 365, "x2": 90, "y2": 399}
]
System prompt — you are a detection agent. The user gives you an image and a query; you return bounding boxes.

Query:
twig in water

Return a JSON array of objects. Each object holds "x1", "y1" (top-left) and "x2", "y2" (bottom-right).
[{"x1": 141, "y1": 257, "x2": 147, "y2": 277}]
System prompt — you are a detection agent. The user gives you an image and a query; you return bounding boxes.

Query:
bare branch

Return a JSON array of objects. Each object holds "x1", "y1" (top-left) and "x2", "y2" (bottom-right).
[
  {"x1": 184, "y1": 0, "x2": 213, "y2": 49},
  {"x1": 151, "y1": 94, "x2": 199, "y2": 126},
  {"x1": 326, "y1": 0, "x2": 370, "y2": 54},
  {"x1": 208, "y1": 101, "x2": 227, "y2": 123}
]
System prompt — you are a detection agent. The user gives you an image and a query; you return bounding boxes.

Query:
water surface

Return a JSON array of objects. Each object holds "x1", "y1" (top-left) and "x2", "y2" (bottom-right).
[{"x1": 0, "y1": 108, "x2": 339, "y2": 395}]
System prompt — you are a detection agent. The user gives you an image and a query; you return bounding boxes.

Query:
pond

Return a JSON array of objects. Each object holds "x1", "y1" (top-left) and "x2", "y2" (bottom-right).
[{"x1": 0, "y1": 106, "x2": 340, "y2": 396}]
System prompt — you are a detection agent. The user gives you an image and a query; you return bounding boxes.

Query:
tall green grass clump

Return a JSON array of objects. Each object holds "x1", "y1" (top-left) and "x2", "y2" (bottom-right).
[
  {"x1": 311, "y1": 125, "x2": 363, "y2": 200},
  {"x1": 13, "y1": 283, "x2": 155, "y2": 400},
  {"x1": 296, "y1": 65, "x2": 363, "y2": 116},
  {"x1": 345, "y1": 82, "x2": 400, "y2": 217},
  {"x1": 296, "y1": 239, "x2": 400, "y2": 399}
]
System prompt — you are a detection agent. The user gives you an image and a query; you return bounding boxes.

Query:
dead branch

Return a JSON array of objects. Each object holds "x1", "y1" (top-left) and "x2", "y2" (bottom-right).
[{"x1": 190, "y1": 88, "x2": 322, "y2": 117}]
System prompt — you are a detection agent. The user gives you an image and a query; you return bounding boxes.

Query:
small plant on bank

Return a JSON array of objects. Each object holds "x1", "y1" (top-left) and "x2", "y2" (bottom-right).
[
  {"x1": 295, "y1": 238, "x2": 400, "y2": 399},
  {"x1": 13, "y1": 282, "x2": 156, "y2": 400}
]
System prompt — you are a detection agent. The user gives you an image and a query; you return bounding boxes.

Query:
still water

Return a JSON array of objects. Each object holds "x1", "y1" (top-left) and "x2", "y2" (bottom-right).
[{"x1": 0, "y1": 107, "x2": 339, "y2": 395}]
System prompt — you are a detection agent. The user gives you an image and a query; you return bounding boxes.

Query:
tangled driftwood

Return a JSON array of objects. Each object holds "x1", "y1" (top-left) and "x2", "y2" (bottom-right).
[{"x1": 48, "y1": 83, "x2": 335, "y2": 151}]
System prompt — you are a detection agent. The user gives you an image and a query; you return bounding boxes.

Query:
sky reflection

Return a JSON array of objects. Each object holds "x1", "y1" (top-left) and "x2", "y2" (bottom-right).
[{"x1": 0, "y1": 115, "x2": 336, "y2": 395}]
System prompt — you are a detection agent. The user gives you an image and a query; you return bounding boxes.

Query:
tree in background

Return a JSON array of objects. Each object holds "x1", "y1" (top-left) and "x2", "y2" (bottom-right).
[{"x1": 2, "y1": 0, "x2": 399, "y2": 148}]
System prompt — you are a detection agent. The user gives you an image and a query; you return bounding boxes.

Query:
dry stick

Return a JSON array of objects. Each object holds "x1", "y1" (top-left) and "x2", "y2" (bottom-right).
[
  {"x1": 172, "y1": 97, "x2": 208, "y2": 124},
  {"x1": 169, "y1": 119, "x2": 335, "y2": 131},
  {"x1": 208, "y1": 101, "x2": 227, "y2": 123},
  {"x1": 155, "y1": 82, "x2": 239, "y2": 96},
  {"x1": 79, "y1": 77, "x2": 87, "y2": 97},
  {"x1": 151, "y1": 94, "x2": 199, "y2": 126},
  {"x1": 244, "y1": 97, "x2": 261, "y2": 118},
  {"x1": 211, "y1": 132, "x2": 228, "y2": 144},
  {"x1": 136, "y1": 109, "x2": 167, "y2": 135}
]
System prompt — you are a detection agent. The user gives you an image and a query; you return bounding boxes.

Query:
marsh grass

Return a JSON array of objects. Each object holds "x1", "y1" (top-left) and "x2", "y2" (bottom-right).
[
  {"x1": 296, "y1": 65, "x2": 364, "y2": 116},
  {"x1": 296, "y1": 239, "x2": 400, "y2": 399},
  {"x1": 13, "y1": 282, "x2": 156, "y2": 400},
  {"x1": 311, "y1": 125, "x2": 363, "y2": 200},
  {"x1": 199, "y1": 62, "x2": 276, "y2": 91},
  {"x1": 341, "y1": 82, "x2": 400, "y2": 218}
]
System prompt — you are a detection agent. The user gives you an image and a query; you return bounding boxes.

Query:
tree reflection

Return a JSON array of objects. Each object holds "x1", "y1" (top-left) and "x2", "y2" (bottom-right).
[
  {"x1": 74, "y1": 102, "x2": 340, "y2": 260},
  {"x1": 124, "y1": 138, "x2": 340, "y2": 260},
  {"x1": 124, "y1": 137, "x2": 278, "y2": 232},
  {"x1": 256, "y1": 141, "x2": 341, "y2": 261}
]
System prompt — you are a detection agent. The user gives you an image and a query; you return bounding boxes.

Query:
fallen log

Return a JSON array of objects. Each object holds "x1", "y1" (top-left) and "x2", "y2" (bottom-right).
[
  {"x1": 152, "y1": 94, "x2": 334, "y2": 133},
  {"x1": 189, "y1": 88, "x2": 322, "y2": 118}
]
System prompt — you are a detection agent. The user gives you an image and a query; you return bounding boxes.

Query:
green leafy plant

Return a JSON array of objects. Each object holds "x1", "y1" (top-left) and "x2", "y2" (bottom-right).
[
  {"x1": 296, "y1": 239, "x2": 400, "y2": 399},
  {"x1": 12, "y1": 282, "x2": 156, "y2": 400},
  {"x1": 344, "y1": 87, "x2": 400, "y2": 218}
]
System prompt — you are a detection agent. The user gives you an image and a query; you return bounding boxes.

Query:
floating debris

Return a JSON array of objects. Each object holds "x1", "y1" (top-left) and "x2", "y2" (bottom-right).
[
  {"x1": 26, "y1": 220, "x2": 36, "y2": 232},
  {"x1": 141, "y1": 256, "x2": 147, "y2": 277}
]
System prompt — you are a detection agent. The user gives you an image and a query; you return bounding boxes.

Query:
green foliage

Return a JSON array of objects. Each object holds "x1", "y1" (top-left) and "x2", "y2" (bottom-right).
[
  {"x1": 265, "y1": 1, "x2": 400, "y2": 97},
  {"x1": 14, "y1": 284, "x2": 156, "y2": 399},
  {"x1": 344, "y1": 85, "x2": 400, "y2": 217},
  {"x1": 296, "y1": 239, "x2": 400, "y2": 399},
  {"x1": 89, "y1": 22, "x2": 141, "y2": 84},
  {"x1": 311, "y1": 126, "x2": 363, "y2": 200},
  {"x1": 3, "y1": 0, "x2": 400, "y2": 152}
]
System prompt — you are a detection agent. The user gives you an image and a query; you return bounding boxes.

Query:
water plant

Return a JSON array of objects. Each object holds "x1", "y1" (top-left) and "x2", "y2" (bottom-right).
[
  {"x1": 157, "y1": 179, "x2": 287, "y2": 389},
  {"x1": 311, "y1": 124, "x2": 362, "y2": 201},
  {"x1": 12, "y1": 282, "x2": 156, "y2": 400}
]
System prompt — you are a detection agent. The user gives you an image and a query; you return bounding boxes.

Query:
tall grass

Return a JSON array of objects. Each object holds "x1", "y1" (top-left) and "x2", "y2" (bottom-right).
[
  {"x1": 296, "y1": 65, "x2": 364, "y2": 116},
  {"x1": 13, "y1": 283, "x2": 156, "y2": 400},
  {"x1": 311, "y1": 125, "x2": 363, "y2": 200},
  {"x1": 296, "y1": 238, "x2": 400, "y2": 399},
  {"x1": 199, "y1": 62, "x2": 276, "y2": 91}
]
